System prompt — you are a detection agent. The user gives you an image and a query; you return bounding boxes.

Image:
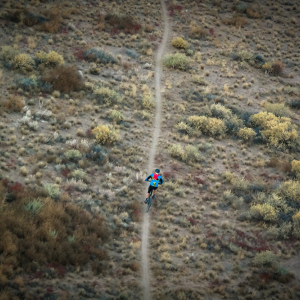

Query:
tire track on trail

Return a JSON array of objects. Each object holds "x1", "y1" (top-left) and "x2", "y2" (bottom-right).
[{"x1": 141, "y1": 0, "x2": 169, "y2": 299}]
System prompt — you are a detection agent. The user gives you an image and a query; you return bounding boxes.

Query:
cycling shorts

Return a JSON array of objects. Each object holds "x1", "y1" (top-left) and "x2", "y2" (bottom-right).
[{"x1": 148, "y1": 185, "x2": 158, "y2": 193}]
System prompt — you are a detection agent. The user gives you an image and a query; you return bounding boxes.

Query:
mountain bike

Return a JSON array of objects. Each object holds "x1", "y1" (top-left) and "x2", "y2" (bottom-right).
[{"x1": 146, "y1": 190, "x2": 152, "y2": 213}]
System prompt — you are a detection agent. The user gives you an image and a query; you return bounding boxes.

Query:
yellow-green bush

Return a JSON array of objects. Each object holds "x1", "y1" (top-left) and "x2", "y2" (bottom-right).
[
  {"x1": 191, "y1": 75, "x2": 208, "y2": 85},
  {"x1": 35, "y1": 51, "x2": 64, "y2": 67},
  {"x1": 237, "y1": 127, "x2": 256, "y2": 141},
  {"x1": 94, "y1": 87, "x2": 121, "y2": 105},
  {"x1": 92, "y1": 124, "x2": 119, "y2": 145},
  {"x1": 253, "y1": 251, "x2": 277, "y2": 267},
  {"x1": 168, "y1": 144, "x2": 184, "y2": 159},
  {"x1": 164, "y1": 53, "x2": 190, "y2": 70},
  {"x1": 250, "y1": 111, "x2": 299, "y2": 148},
  {"x1": 207, "y1": 118, "x2": 226, "y2": 136},
  {"x1": 210, "y1": 103, "x2": 232, "y2": 119},
  {"x1": 168, "y1": 143, "x2": 201, "y2": 163},
  {"x1": 171, "y1": 37, "x2": 188, "y2": 49},
  {"x1": 292, "y1": 211, "x2": 300, "y2": 223},
  {"x1": 250, "y1": 203, "x2": 278, "y2": 222},
  {"x1": 291, "y1": 160, "x2": 300, "y2": 177},
  {"x1": 175, "y1": 122, "x2": 193, "y2": 135},
  {"x1": 265, "y1": 102, "x2": 291, "y2": 117},
  {"x1": 0, "y1": 45, "x2": 20, "y2": 62},
  {"x1": 188, "y1": 115, "x2": 208, "y2": 130},
  {"x1": 110, "y1": 109, "x2": 123, "y2": 122},
  {"x1": 142, "y1": 95, "x2": 154, "y2": 109},
  {"x1": 188, "y1": 115, "x2": 226, "y2": 136},
  {"x1": 280, "y1": 180, "x2": 300, "y2": 204},
  {"x1": 182, "y1": 145, "x2": 201, "y2": 163},
  {"x1": 14, "y1": 53, "x2": 35, "y2": 72}
]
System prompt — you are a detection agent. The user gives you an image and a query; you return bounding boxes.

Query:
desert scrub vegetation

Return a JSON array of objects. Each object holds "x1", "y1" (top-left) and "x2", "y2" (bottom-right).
[
  {"x1": 42, "y1": 65, "x2": 83, "y2": 93},
  {"x1": 110, "y1": 109, "x2": 124, "y2": 123},
  {"x1": 250, "y1": 112, "x2": 299, "y2": 149},
  {"x1": 237, "y1": 127, "x2": 256, "y2": 141},
  {"x1": 13, "y1": 53, "x2": 35, "y2": 73},
  {"x1": 172, "y1": 37, "x2": 188, "y2": 49},
  {"x1": 92, "y1": 124, "x2": 119, "y2": 145},
  {"x1": 264, "y1": 102, "x2": 291, "y2": 117},
  {"x1": 168, "y1": 144, "x2": 202, "y2": 164},
  {"x1": 104, "y1": 12, "x2": 141, "y2": 34},
  {"x1": 0, "y1": 180, "x2": 109, "y2": 283},
  {"x1": 35, "y1": 51, "x2": 64, "y2": 67},
  {"x1": 164, "y1": 53, "x2": 190, "y2": 70},
  {"x1": 188, "y1": 116, "x2": 226, "y2": 137},
  {"x1": 94, "y1": 87, "x2": 121, "y2": 105},
  {"x1": 1, "y1": 95, "x2": 25, "y2": 113},
  {"x1": 83, "y1": 47, "x2": 117, "y2": 64}
]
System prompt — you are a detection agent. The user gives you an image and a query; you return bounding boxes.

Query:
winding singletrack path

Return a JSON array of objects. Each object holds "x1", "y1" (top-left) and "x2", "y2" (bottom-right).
[{"x1": 141, "y1": 0, "x2": 169, "y2": 299}]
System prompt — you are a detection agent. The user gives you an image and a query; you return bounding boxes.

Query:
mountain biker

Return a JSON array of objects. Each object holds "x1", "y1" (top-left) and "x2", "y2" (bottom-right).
[{"x1": 145, "y1": 169, "x2": 163, "y2": 204}]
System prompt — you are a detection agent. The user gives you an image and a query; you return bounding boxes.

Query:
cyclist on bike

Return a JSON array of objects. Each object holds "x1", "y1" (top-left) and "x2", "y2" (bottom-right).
[{"x1": 145, "y1": 169, "x2": 163, "y2": 204}]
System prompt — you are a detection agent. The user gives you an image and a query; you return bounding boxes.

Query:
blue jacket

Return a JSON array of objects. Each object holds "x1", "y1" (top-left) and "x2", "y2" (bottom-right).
[{"x1": 145, "y1": 173, "x2": 163, "y2": 187}]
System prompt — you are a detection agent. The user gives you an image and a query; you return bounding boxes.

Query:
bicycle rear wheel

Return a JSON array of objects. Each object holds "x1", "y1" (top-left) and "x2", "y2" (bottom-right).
[{"x1": 147, "y1": 191, "x2": 152, "y2": 213}]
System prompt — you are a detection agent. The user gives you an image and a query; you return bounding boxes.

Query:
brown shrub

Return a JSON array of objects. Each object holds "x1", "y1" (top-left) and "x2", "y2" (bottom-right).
[
  {"x1": 189, "y1": 26, "x2": 208, "y2": 38},
  {"x1": 42, "y1": 65, "x2": 83, "y2": 93},
  {"x1": 0, "y1": 179, "x2": 110, "y2": 279},
  {"x1": 105, "y1": 13, "x2": 141, "y2": 33},
  {"x1": 246, "y1": 7, "x2": 261, "y2": 18},
  {"x1": 1, "y1": 95, "x2": 24, "y2": 112},
  {"x1": 268, "y1": 157, "x2": 291, "y2": 173},
  {"x1": 271, "y1": 62, "x2": 285, "y2": 76},
  {"x1": 222, "y1": 16, "x2": 248, "y2": 27},
  {"x1": 38, "y1": 4, "x2": 61, "y2": 33}
]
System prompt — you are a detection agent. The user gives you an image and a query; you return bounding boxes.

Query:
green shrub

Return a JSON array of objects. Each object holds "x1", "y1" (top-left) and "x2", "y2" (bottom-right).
[
  {"x1": 291, "y1": 160, "x2": 300, "y2": 178},
  {"x1": 0, "y1": 45, "x2": 20, "y2": 66},
  {"x1": 64, "y1": 149, "x2": 82, "y2": 159},
  {"x1": 142, "y1": 95, "x2": 154, "y2": 109},
  {"x1": 182, "y1": 145, "x2": 201, "y2": 163},
  {"x1": 191, "y1": 75, "x2": 208, "y2": 85},
  {"x1": 92, "y1": 124, "x2": 119, "y2": 145},
  {"x1": 264, "y1": 102, "x2": 291, "y2": 117},
  {"x1": 35, "y1": 51, "x2": 64, "y2": 67},
  {"x1": 237, "y1": 127, "x2": 256, "y2": 141},
  {"x1": 253, "y1": 251, "x2": 277, "y2": 267},
  {"x1": 84, "y1": 47, "x2": 117, "y2": 64},
  {"x1": 71, "y1": 169, "x2": 86, "y2": 179},
  {"x1": 168, "y1": 144, "x2": 184, "y2": 159},
  {"x1": 110, "y1": 109, "x2": 124, "y2": 122},
  {"x1": 210, "y1": 104, "x2": 232, "y2": 119},
  {"x1": 280, "y1": 180, "x2": 300, "y2": 204},
  {"x1": 24, "y1": 199, "x2": 44, "y2": 214},
  {"x1": 188, "y1": 115, "x2": 226, "y2": 136},
  {"x1": 175, "y1": 122, "x2": 193, "y2": 135},
  {"x1": 94, "y1": 87, "x2": 121, "y2": 105},
  {"x1": 250, "y1": 203, "x2": 278, "y2": 222},
  {"x1": 250, "y1": 111, "x2": 299, "y2": 148},
  {"x1": 14, "y1": 53, "x2": 35, "y2": 72},
  {"x1": 44, "y1": 184, "x2": 60, "y2": 200},
  {"x1": 164, "y1": 53, "x2": 190, "y2": 70},
  {"x1": 172, "y1": 37, "x2": 188, "y2": 49}
]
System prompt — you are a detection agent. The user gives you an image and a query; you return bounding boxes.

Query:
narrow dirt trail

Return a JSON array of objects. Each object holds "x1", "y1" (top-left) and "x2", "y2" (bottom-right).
[{"x1": 141, "y1": 0, "x2": 169, "y2": 299}]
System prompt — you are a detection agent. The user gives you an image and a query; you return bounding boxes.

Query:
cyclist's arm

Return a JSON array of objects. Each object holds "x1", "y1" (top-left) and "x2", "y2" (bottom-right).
[
  {"x1": 145, "y1": 175, "x2": 152, "y2": 181},
  {"x1": 159, "y1": 176, "x2": 163, "y2": 185}
]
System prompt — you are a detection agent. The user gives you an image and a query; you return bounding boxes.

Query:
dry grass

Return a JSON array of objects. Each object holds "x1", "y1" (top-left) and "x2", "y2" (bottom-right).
[{"x1": 1, "y1": 95, "x2": 24, "y2": 112}]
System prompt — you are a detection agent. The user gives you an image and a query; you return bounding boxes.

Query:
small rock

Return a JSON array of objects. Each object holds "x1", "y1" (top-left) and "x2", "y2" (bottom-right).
[
  {"x1": 143, "y1": 63, "x2": 153, "y2": 69},
  {"x1": 67, "y1": 23, "x2": 76, "y2": 31}
]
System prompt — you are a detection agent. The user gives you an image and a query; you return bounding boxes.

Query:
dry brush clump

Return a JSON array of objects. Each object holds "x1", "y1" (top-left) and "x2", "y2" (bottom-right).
[
  {"x1": 42, "y1": 65, "x2": 83, "y2": 93},
  {"x1": 0, "y1": 180, "x2": 110, "y2": 282},
  {"x1": 172, "y1": 37, "x2": 188, "y2": 49}
]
